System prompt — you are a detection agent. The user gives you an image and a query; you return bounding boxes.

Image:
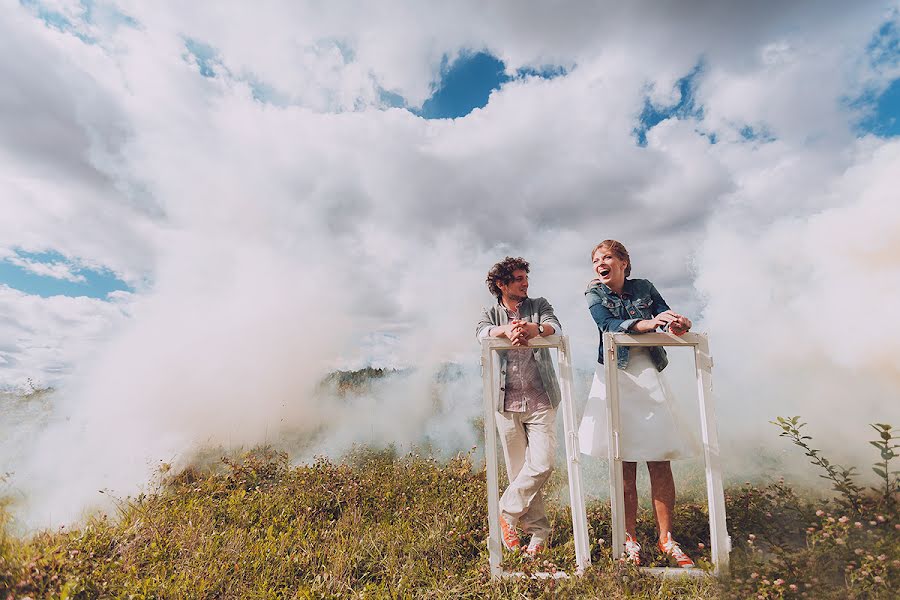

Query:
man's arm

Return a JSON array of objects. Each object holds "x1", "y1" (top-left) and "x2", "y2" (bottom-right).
[
  {"x1": 535, "y1": 297, "x2": 561, "y2": 335},
  {"x1": 477, "y1": 307, "x2": 516, "y2": 339},
  {"x1": 476, "y1": 306, "x2": 496, "y2": 340}
]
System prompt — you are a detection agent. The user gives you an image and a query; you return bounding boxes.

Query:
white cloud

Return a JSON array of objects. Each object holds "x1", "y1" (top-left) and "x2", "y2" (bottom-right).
[
  {"x1": 0, "y1": 285, "x2": 129, "y2": 390},
  {"x1": 5, "y1": 255, "x2": 86, "y2": 282},
  {"x1": 2, "y1": 0, "x2": 899, "y2": 528}
]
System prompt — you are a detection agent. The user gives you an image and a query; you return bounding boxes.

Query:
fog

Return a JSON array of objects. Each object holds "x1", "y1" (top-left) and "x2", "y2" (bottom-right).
[{"x1": 1, "y1": 1, "x2": 898, "y2": 530}]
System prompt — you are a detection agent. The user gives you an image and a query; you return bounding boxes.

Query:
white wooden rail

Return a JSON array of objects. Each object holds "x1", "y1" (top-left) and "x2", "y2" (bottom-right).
[
  {"x1": 480, "y1": 335, "x2": 590, "y2": 578},
  {"x1": 603, "y1": 331, "x2": 730, "y2": 576}
]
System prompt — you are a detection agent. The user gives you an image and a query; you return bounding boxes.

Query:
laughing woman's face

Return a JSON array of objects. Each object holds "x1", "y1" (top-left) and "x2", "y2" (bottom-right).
[{"x1": 592, "y1": 246, "x2": 628, "y2": 290}]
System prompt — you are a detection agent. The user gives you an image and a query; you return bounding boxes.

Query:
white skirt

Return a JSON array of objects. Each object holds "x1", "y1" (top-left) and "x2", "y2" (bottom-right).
[{"x1": 578, "y1": 348, "x2": 699, "y2": 461}]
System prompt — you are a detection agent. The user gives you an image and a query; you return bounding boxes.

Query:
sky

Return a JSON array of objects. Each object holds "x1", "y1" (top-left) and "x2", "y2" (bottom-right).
[{"x1": 2, "y1": 0, "x2": 900, "y2": 527}]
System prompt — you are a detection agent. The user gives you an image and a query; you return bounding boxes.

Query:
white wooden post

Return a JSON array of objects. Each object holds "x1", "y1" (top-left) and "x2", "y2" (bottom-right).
[
  {"x1": 604, "y1": 337, "x2": 627, "y2": 568},
  {"x1": 480, "y1": 339, "x2": 503, "y2": 578},
  {"x1": 603, "y1": 331, "x2": 729, "y2": 577},
  {"x1": 481, "y1": 335, "x2": 591, "y2": 578}
]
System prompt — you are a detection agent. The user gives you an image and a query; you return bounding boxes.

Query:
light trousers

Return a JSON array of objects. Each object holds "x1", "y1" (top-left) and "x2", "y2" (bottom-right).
[{"x1": 494, "y1": 406, "x2": 557, "y2": 544}]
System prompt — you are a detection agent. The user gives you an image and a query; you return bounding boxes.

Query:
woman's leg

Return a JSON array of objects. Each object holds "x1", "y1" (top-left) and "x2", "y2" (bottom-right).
[
  {"x1": 647, "y1": 460, "x2": 675, "y2": 544},
  {"x1": 623, "y1": 461, "x2": 638, "y2": 537}
]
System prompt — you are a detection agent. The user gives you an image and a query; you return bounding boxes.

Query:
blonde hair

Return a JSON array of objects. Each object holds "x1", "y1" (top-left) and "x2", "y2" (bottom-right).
[{"x1": 591, "y1": 240, "x2": 631, "y2": 277}]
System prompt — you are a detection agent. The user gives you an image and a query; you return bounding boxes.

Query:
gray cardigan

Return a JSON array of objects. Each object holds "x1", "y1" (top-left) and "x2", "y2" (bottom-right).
[{"x1": 476, "y1": 297, "x2": 563, "y2": 411}]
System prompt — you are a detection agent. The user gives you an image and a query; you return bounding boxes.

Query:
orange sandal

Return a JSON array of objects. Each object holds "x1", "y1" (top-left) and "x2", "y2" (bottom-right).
[
  {"x1": 658, "y1": 533, "x2": 694, "y2": 569},
  {"x1": 499, "y1": 515, "x2": 520, "y2": 551},
  {"x1": 622, "y1": 533, "x2": 641, "y2": 566}
]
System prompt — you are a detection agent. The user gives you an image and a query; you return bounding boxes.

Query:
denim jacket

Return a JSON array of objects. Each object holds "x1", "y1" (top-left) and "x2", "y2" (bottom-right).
[
  {"x1": 585, "y1": 278, "x2": 670, "y2": 372},
  {"x1": 476, "y1": 297, "x2": 562, "y2": 411}
]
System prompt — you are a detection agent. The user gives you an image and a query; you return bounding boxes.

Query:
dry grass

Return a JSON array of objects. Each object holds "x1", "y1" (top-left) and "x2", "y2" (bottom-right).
[{"x1": 1, "y1": 425, "x2": 897, "y2": 599}]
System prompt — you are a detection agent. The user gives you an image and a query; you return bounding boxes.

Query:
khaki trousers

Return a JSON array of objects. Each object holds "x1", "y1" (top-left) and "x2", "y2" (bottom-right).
[{"x1": 494, "y1": 406, "x2": 557, "y2": 545}]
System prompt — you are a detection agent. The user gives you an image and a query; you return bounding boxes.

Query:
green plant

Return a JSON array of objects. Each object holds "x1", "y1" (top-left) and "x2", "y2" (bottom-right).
[
  {"x1": 772, "y1": 416, "x2": 865, "y2": 512},
  {"x1": 869, "y1": 423, "x2": 900, "y2": 508}
]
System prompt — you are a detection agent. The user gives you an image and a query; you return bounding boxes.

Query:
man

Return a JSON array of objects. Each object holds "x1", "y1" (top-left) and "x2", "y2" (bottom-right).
[{"x1": 476, "y1": 256, "x2": 562, "y2": 558}]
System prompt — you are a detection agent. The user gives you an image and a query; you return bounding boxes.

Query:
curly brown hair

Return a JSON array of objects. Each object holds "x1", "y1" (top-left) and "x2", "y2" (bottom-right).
[
  {"x1": 486, "y1": 257, "x2": 530, "y2": 301},
  {"x1": 591, "y1": 240, "x2": 631, "y2": 277}
]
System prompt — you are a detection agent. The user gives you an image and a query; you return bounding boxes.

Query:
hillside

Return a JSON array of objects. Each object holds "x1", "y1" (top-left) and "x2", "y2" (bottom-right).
[{"x1": 1, "y1": 421, "x2": 897, "y2": 599}]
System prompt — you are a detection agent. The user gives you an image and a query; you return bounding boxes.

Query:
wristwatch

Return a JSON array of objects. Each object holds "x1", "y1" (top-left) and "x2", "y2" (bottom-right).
[{"x1": 538, "y1": 324, "x2": 545, "y2": 336}]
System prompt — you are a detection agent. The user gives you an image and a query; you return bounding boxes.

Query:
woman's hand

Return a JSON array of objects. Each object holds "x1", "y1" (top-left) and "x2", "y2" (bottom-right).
[
  {"x1": 667, "y1": 314, "x2": 692, "y2": 336},
  {"x1": 655, "y1": 310, "x2": 680, "y2": 328},
  {"x1": 632, "y1": 311, "x2": 690, "y2": 333}
]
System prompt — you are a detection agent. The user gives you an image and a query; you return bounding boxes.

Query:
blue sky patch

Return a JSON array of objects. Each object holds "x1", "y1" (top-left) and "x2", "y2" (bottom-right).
[
  {"x1": 867, "y1": 17, "x2": 899, "y2": 68},
  {"x1": 739, "y1": 125, "x2": 776, "y2": 143},
  {"x1": 856, "y1": 78, "x2": 900, "y2": 138},
  {"x1": 21, "y1": 0, "x2": 137, "y2": 43},
  {"x1": 853, "y1": 15, "x2": 900, "y2": 137},
  {"x1": 418, "y1": 52, "x2": 507, "y2": 119},
  {"x1": 392, "y1": 51, "x2": 566, "y2": 120},
  {"x1": 184, "y1": 38, "x2": 219, "y2": 78},
  {"x1": 633, "y1": 62, "x2": 705, "y2": 146},
  {"x1": 21, "y1": 0, "x2": 91, "y2": 42},
  {"x1": 0, "y1": 250, "x2": 132, "y2": 299}
]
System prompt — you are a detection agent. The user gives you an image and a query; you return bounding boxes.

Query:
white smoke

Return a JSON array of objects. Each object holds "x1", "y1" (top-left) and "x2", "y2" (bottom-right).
[
  {"x1": 1, "y1": 1, "x2": 899, "y2": 529},
  {"x1": 695, "y1": 138, "x2": 900, "y2": 467}
]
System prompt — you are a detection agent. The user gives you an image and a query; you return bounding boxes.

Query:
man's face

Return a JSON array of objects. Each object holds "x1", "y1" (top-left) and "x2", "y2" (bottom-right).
[{"x1": 499, "y1": 269, "x2": 529, "y2": 303}]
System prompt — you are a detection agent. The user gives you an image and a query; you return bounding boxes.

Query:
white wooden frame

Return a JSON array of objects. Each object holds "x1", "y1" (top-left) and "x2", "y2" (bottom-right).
[
  {"x1": 481, "y1": 335, "x2": 590, "y2": 578},
  {"x1": 603, "y1": 331, "x2": 729, "y2": 576}
]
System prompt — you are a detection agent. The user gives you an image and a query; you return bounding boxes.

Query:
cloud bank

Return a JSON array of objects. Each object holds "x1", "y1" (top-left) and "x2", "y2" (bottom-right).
[{"x1": 1, "y1": 0, "x2": 899, "y2": 527}]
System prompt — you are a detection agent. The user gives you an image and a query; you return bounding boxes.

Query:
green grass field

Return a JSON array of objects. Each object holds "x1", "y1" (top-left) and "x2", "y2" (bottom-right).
[{"x1": 1, "y1": 420, "x2": 897, "y2": 599}]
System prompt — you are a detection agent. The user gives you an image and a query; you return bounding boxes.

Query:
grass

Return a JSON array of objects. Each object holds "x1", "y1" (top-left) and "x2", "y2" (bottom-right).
[{"x1": 1, "y1": 423, "x2": 898, "y2": 599}]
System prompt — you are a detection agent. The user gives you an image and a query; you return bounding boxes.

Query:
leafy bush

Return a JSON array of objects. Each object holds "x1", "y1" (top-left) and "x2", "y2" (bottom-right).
[{"x1": 721, "y1": 419, "x2": 899, "y2": 599}]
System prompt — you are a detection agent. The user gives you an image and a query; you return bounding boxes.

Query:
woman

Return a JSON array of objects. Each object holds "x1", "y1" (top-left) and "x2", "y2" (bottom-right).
[{"x1": 578, "y1": 239, "x2": 698, "y2": 568}]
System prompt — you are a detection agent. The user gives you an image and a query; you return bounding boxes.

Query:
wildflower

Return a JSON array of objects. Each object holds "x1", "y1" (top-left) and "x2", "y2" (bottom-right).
[
  {"x1": 815, "y1": 510, "x2": 825, "y2": 517},
  {"x1": 869, "y1": 520, "x2": 877, "y2": 525},
  {"x1": 806, "y1": 527, "x2": 815, "y2": 533},
  {"x1": 876, "y1": 515, "x2": 885, "y2": 522},
  {"x1": 855, "y1": 549, "x2": 864, "y2": 555},
  {"x1": 750, "y1": 572, "x2": 759, "y2": 579},
  {"x1": 789, "y1": 584, "x2": 797, "y2": 591},
  {"x1": 826, "y1": 516, "x2": 835, "y2": 523},
  {"x1": 774, "y1": 578, "x2": 784, "y2": 586},
  {"x1": 597, "y1": 538, "x2": 605, "y2": 545},
  {"x1": 748, "y1": 534, "x2": 756, "y2": 540},
  {"x1": 697, "y1": 542, "x2": 705, "y2": 549},
  {"x1": 838, "y1": 516, "x2": 848, "y2": 523},
  {"x1": 874, "y1": 576, "x2": 883, "y2": 583},
  {"x1": 854, "y1": 521, "x2": 862, "y2": 528},
  {"x1": 762, "y1": 579, "x2": 770, "y2": 585},
  {"x1": 877, "y1": 554, "x2": 886, "y2": 561},
  {"x1": 835, "y1": 538, "x2": 845, "y2": 545}
]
